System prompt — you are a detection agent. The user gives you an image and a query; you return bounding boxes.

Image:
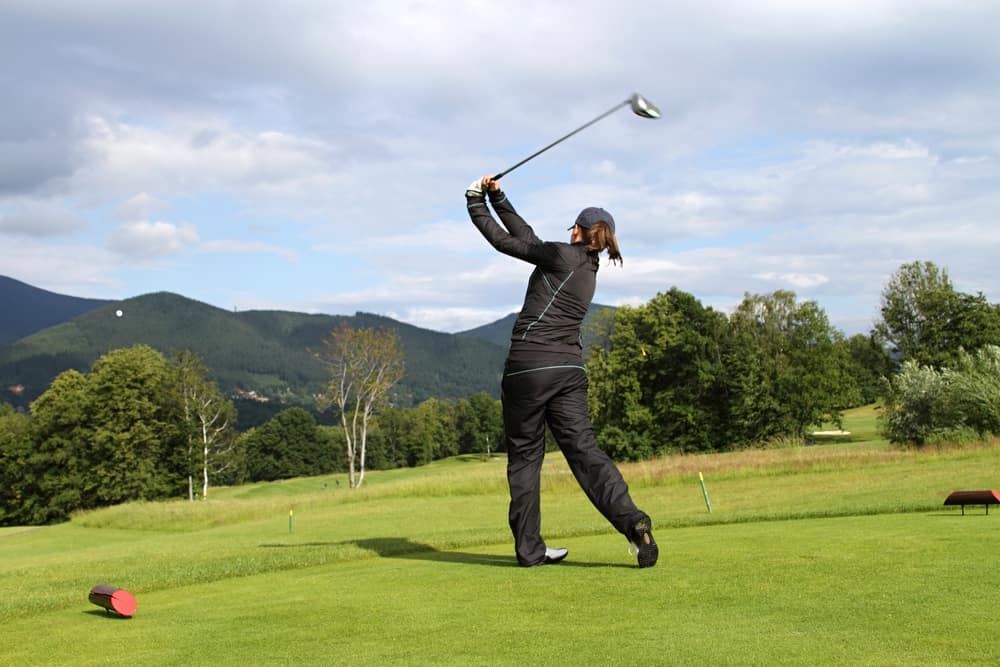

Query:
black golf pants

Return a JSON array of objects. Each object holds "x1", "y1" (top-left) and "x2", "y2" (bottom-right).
[{"x1": 501, "y1": 364, "x2": 646, "y2": 566}]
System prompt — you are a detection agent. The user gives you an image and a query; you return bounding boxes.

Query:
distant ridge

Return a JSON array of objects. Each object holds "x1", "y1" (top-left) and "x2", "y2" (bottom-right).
[
  {"x1": 0, "y1": 289, "x2": 506, "y2": 416},
  {"x1": 456, "y1": 312, "x2": 518, "y2": 348},
  {"x1": 0, "y1": 275, "x2": 112, "y2": 344}
]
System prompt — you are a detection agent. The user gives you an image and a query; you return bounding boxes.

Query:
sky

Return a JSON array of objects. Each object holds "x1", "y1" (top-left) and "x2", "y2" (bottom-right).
[{"x1": 1, "y1": 1, "x2": 998, "y2": 336}]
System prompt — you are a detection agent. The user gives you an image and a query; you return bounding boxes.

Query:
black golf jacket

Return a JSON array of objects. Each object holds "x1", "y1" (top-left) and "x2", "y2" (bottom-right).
[{"x1": 467, "y1": 189, "x2": 600, "y2": 367}]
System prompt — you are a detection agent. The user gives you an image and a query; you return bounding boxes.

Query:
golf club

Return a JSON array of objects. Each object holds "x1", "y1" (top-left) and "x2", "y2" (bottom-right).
[{"x1": 493, "y1": 93, "x2": 660, "y2": 181}]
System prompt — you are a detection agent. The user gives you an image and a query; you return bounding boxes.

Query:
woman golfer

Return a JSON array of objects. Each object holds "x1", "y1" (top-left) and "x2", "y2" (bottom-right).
[{"x1": 465, "y1": 176, "x2": 658, "y2": 568}]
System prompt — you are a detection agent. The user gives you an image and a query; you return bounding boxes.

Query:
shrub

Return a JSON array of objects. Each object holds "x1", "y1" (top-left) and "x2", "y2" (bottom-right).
[
  {"x1": 881, "y1": 345, "x2": 1000, "y2": 445},
  {"x1": 880, "y1": 362, "x2": 951, "y2": 445},
  {"x1": 948, "y1": 346, "x2": 1000, "y2": 437}
]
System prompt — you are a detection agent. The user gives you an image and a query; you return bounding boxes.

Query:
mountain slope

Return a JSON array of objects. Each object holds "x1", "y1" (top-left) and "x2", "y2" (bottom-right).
[
  {"x1": 456, "y1": 312, "x2": 518, "y2": 348},
  {"x1": 0, "y1": 275, "x2": 112, "y2": 344},
  {"x1": 0, "y1": 292, "x2": 506, "y2": 411}
]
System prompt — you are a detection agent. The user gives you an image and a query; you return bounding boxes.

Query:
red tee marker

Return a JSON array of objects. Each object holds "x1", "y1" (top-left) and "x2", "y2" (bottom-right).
[{"x1": 88, "y1": 585, "x2": 137, "y2": 618}]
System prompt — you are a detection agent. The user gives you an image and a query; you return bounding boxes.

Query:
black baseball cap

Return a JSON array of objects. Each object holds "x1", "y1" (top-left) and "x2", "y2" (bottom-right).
[{"x1": 569, "y1": 207, "x2": 616, "y2": 234}]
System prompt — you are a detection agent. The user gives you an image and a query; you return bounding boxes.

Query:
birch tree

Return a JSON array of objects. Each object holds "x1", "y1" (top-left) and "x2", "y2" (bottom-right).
[
  {"x1": 173, "y1": 352, "x2": 237, "y2": 500},
  {"x1": 317, "y1": 325, "x2": 404, "y2": 488}
]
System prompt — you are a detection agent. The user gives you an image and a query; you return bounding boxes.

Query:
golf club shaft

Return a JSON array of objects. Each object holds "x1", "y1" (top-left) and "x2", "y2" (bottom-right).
[{"x1": 493, "y1": 99, "x2": 630, "y2": 180}]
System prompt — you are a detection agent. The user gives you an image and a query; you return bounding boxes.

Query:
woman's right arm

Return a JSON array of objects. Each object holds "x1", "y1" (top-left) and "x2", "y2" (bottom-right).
[
  {"x1": 482, "y1": 178, "x2": 539, "y2": 243},
  {"x1": 466, "y1": 178, "x2": 552, "y2": 264}
]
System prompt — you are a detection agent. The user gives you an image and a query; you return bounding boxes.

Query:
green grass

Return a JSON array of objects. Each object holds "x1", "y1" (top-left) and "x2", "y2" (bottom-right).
[
  {"x1": 810, "y1": 403, "x2": 883, "y2": 444},
  {"x1": 2, "y1": 406, "x2": 999, "y2": 665}
]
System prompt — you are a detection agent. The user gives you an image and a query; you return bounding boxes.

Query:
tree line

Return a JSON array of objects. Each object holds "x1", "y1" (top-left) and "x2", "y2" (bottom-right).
[
  {"x1": 587, "y1": 288, "x2": 871, "y2": 458},
  {"x1": 0, "y1": 345, "x2": 238, "y2": 524},
  {"x1": 0, "y1": 335, "x2": 502, "y2": 524},
  {"x1": 589, "y1": 261, "x2": 999, "y2": 457},
  {"x1": 2, "y1": 260, "x2": 998, "y2": 525}
]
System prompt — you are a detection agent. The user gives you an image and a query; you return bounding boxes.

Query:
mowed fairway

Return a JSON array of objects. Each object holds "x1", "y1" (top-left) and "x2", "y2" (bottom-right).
[{"x1": 2, "y1": 409, "x2": 999, "y2": 665}]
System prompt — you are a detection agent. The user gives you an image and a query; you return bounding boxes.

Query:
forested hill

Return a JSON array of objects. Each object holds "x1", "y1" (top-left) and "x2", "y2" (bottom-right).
[
  {"x1": 0, "y1": 276, "x2": 112, "y2": 345},
  {"x1": 0, "y1": 291, "x2": 506, "y2": 410}
]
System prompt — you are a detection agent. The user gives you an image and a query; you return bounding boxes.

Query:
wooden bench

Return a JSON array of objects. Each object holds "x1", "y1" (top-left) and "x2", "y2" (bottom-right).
[{"x1": 943, "y1": 490, "x2": 1000, "y2": 515}]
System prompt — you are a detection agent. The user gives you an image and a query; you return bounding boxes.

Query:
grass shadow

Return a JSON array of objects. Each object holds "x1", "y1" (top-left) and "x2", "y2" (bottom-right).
[
  {"x1": 356, "y1": 537, "x2": 632, "y2": 569},
  {"x1": 261, "y1": 537, "x2": 631, "y2": 568},
  {"x1": 82, "y1": 609, "x2": 133, "y2": 621},
  {"x1": 354, "y1": 537, "x2": 519, "y2": 567}
]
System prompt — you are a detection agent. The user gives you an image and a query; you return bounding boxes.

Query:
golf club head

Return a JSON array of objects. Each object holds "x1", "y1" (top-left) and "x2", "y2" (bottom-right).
[{"x1": 629, "y1": 93, "x2": 661, "y2": 119}]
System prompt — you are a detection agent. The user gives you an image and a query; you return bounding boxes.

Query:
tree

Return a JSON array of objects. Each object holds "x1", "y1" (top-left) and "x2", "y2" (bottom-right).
[
  {"x1": 316, "y1": 325, "x2": 405, "y2": 488},
  {"x1": 587, "y1": 289, "x2": 730, "y2": 458},
  {"x1": 874, "y1": 261, "x2": 1000, "y2": 368},
  {"x1": 951, "y1": 292, "x2": 1000, "y2": 357},
  {"x1": 85, "y1": 345, "x2": 185, "y2": 504},
  {"x1": 727, "y1": 291, "x2": 858, "y2": 441},
  {"x1": 405, "y1": 398, "x2": 459, "y2": 466},
  {"x1": 0, "y1": 404, "x2": 33, "y2": 525},
  {"x1": 456, "y1": 392, "x2": 503, "y2": 457},
  {"x1": 244, "y1": 407, "x2": 334, "y2": 481},
  {"x1": 367, "y1": 406, "x2": 413, "y2": 470},
  {"x1": 842, "y1": 334, "x2": 893, "y2": 406},
  {"x1": 26, "y1": 369, "x2": 94, "y2": 522},
  {"x1": 172, "y1": 352, "x2": 237, "y2": 500},
  {"x1": 15, "y1": 346, "x2": 186, "y2": 522}
]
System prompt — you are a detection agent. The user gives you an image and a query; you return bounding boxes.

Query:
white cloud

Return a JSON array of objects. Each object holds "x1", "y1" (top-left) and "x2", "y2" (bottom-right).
[
  {"x1": 115, "y1": 192, "x2": 161, "y2": 222},
  {"x1": 108, "y1": 221, "x2": 199, "y2": 259},
  {"x1": 392, "y1": 306, "x2": 517, "y2": 334},
  {"x1": 199, "y1": 239, "x2": 299, "y2": 263},
  {"x1": 78, "y1": 115, "x2": 341, "y2": 204},
  {"x1": 327, "y1": 219, "x2": 487, "y2": 255},
  {"x1": 753, "y1": 272, "x2": 830, "y2": 289},
  {"x1": 0, "y1": 238, "x2": 122, "y2": 295},
  {"x1": 0, "y1": 199, "x2": 86, "y2": 237}
]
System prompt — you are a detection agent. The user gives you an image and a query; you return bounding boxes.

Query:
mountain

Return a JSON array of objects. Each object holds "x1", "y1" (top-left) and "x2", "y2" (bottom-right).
[
  {"x1": 0, "y1": 276, "x2": 112, "y2": 345},
  {"x1": 456, "y1": 303, "x2": 617, "y2": 351},
  {"x1": 0, "y1": 278, "x2": 617, "y2": 421},
  {"x1": 0, "y1": 291, "x2": 506, "y2": 416},
  {"x1": 456, "y1": 312, "x2": 518, "y2": 348}
]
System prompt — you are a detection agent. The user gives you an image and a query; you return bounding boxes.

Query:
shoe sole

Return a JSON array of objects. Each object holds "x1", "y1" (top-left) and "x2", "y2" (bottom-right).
[
  {"x1": 543, "y1": 550, "x2": 568, "y2": 565},
  {"x1": 634, "y1": 519, "x2": 659, "y2": 568}
]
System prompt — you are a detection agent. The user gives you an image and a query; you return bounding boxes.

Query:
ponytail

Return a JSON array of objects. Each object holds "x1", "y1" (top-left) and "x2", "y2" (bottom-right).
[{"x1": 581, "y1": 221, "x2": 622, "y2": 266}]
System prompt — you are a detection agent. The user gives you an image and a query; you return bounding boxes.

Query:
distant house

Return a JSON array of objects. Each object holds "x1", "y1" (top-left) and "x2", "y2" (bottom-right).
[{"x1": 233, "y1": 388, "x2": 270, "y2": 403}]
